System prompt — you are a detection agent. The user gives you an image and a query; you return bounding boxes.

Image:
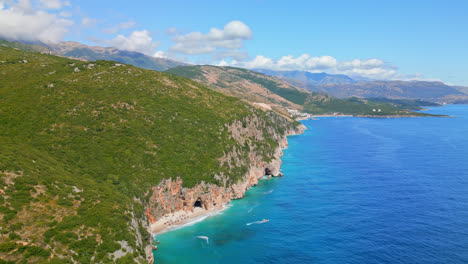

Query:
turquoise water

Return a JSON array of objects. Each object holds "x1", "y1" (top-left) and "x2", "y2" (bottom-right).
[{"x1": 154, "y1": 105, "x2": 468, "y2": 263}]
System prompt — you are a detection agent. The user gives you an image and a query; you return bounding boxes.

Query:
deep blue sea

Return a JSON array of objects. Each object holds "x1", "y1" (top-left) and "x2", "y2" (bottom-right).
[{"x1": 154, "y1": 105, "x2": 468, "y2": 263}]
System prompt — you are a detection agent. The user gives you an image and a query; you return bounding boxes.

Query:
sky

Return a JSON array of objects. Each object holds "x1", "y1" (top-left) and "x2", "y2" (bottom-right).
[{"x1": 1, "y1": 0, "x2": 467, "y2": 85}]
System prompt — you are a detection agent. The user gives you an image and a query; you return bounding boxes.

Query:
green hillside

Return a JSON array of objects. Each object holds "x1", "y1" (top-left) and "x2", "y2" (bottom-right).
[
  {"x1": 166, "y1": 66, "x2": 437, "y2": 116},
  {"x1": 0, "y1": 39, "x2": 52, "y2": 54},
  {"x1": 0, "y1": 47, "x2": 297, "y2": 263}
]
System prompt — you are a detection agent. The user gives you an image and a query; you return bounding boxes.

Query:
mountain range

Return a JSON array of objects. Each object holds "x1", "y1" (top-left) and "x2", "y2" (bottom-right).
[
  {"x1": 0, "y1": 39, "x2": 185, "y2": 72},
  {"x1": 254, "y1": 69, "x2": 468, "y2": 103},
  {"x1": 3, "y1": 38, "x2": 467, "y2": 104},
  {"x1": 254, "y1": 69, "x2": 357, "y2": 85}
]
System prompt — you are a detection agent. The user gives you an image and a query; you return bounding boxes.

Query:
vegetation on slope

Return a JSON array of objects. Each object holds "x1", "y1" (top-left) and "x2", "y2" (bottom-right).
[
  {"x1": 0, "y1": 47, "x2": 297, "y2": 263},
  {"x1": 0, "y1": 39, "x2": 52, "y2": 54},
  {"x1": 366, "y1": 98, "x2": 441, "y2": 110},
  {"x1": 166, "y1": 66, "x2": 438, "y2": 116}
]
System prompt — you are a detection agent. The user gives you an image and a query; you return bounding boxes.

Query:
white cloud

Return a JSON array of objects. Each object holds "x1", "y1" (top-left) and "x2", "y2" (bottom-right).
[
  {"x1": 217, "y1": 59, "x2": 229, "y2": 67},
  {"x1": 241, "y1": 55, "x2": 274, "y2": 69},
  {"x1": 108, "y1": 30, "x2": 159, "y2": 55},
  {"x1": 59, "y1": 11, "x2": 71, "y2": 17},
  {"x1": 337, "y1": 58, "x2": 387, "y2": 71},
  {"x1": 0, "y1": 0, "x2": 73, "y2": 43},
  {"x1": 39, "y1": 0, "x2": 69, "y2": 9},
  {"x1": 223, "y1": 54, "x2": 404, "y2": 80},
  {"x1": 169, "y1": 20, "x2": 252, "y2": 55},
  {"x1": 153, "y1": 50, "x2": 167, "y2": 58}
]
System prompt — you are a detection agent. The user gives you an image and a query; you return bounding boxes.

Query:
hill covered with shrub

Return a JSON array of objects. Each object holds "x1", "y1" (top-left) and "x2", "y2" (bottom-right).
[{"x1": 0, "y1": 47, "x2": 299, "y2": 263}]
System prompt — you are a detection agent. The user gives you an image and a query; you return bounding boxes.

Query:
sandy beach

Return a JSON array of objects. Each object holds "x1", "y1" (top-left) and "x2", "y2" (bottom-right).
[{"x1": 150, "y1": 205, "x2": 229, "y2": 235}]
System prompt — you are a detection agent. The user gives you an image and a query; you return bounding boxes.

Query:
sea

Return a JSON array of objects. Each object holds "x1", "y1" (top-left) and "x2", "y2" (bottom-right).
[{"x1": 153, "y1": 104, "x2": 468, "y2": 264}]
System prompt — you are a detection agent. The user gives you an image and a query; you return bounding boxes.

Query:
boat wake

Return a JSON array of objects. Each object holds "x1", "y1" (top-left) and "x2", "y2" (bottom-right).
[
  {"x1": 263, "y1": 189, "x2": 274, "y2": 194},
  {"x1": 246, "y1": 219, "x2": 269, "y2": 226},
  {"x1": 196, "y1": 236, "x2": 209, "y2": 245}
]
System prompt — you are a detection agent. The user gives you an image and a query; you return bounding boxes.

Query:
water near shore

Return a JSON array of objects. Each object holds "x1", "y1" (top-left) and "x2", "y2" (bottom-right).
[{"x1": 153, "y1": 105, "x2": 468, "y2": 264}]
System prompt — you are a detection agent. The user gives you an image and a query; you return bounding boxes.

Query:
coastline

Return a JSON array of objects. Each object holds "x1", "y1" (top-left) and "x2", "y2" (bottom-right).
[
  {"x1": 149, "y1": 125, "x2": 305, "y2": 236},
  {"x1": 150, "y1": 204, "x2": 229, "y2": 235},
  {"x1": 298, "y1": 114, "x2": 450, "y2": 120},
  {"x1": 144, "y1": 110, "x2": 449, "y2": 262},
  {"x1": 145, "y1": 123, "x2": 306, "y2": 262}
]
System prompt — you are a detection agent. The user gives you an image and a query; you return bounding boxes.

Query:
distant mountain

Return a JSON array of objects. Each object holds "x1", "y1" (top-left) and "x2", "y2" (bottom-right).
[
  {"x1": 0, "y1": 39, "x2": 53, "y2": 53},
  {"x1": 48, "y1": 41, "x2": 185, "y2": 71},
  {"x1": 0, "y1": 39, "x2": 185, "y2": 71},
  {"x1": 166, "y1": 66, "x2": 437, "y2": 116},
  {"x1": 304, "y1": 81, "x2": 468, "y2": 103},
  {"x1": 255, "y1": 68, "x2": 468, "y2": 104},
  {"x1": 254, "y1": 69, "x2": 356, "y2": 85}
]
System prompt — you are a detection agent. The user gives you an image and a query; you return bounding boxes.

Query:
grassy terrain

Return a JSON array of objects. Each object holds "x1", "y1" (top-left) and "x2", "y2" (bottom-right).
[
  {"x1": 365, "y1": 98, "x2": 441, "y2": 110},
  {"x1": 0, "y1": 47, "x2": 296, "y2": 263},
  {"x1": 302, "y1": 97, "x2": 437, "y2": 116}
]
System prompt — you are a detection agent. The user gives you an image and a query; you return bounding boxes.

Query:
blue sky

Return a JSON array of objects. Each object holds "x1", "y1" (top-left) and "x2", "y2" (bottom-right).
[{"x1": 1, "y1": 0, "x2": 467, "y2": 85}]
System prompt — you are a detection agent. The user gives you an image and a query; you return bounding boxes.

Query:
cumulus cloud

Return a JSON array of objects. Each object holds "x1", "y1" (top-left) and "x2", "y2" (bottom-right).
[
  {"x1": 59, "y1": 11, "x2": 71, "y2": 17},
  {"x1": 107, "y1": 30, "x2": 160, "y2": 55},
  {"x1": 169, "y1": 20, "x2": 252, "y2": 55},
  {"x1": 223, "y1": 54, "x2": 402, "y2": 79},
  {"x1": 153, "y1": 50, "x2": 167, "y2": 58},
  {"x1": 0, "y1": 0, "x2": 73, "y2": 43},
  {"x1": 39, "y1": 0, "x2": 69, "y2": 9}
]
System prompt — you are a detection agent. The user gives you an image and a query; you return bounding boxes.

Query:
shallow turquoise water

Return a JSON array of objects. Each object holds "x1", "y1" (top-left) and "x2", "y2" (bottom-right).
[{"x1": 154, "y1": 105, "x2": 468, "y2": 263}]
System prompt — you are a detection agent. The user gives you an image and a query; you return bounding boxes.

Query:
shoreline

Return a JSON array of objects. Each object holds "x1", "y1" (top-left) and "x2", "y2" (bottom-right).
[
  {"x1": 150, "y1": 204, "x2": 230, "y2": 235},
  {"x1": 298, "y1": 114, "x2": 450, "y2": 120},
  {"x1": 147, "y1": 124, "x2": 306, "y2": 262}
]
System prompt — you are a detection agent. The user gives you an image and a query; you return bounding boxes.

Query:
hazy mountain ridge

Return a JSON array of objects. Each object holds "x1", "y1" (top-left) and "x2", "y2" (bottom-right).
[
  {"x1": 309, "y1": 81, "x2": 468, "y2": 103},
  {"x1": 255, "y1": 68, "x2": 468, "y2": 103},
  {"x1": 0, "y1": 39, "x2": 54, "y2": 53},
  {"x1": 0, "y1": 39, "x2": 185, "y2": 72},
  {"x1": 51, "y1": 41, "x2": 185, "y2": 71},
  {"x1": 254, "y1": 69, "x2": 357, "y2": 84}
]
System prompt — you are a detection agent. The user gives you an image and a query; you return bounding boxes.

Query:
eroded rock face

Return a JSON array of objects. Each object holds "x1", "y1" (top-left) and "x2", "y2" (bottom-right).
[{"x1": 145, "y1": 114, "x2": 305, "y2": 225}]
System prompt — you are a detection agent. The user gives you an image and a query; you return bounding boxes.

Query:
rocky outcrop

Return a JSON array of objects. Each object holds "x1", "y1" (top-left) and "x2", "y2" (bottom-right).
[{"x1": 143, "y1": 112, "x2": 305, "y2": 261}]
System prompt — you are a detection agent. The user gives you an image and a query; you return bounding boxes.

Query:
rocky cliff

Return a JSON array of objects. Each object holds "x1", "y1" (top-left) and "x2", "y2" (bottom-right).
[
  {"x1": 143, "y1": 112, "x2": 305, "y2": 261},
  {"x1": 145, "y1": 113, "x2": 304, "y2": 221}
]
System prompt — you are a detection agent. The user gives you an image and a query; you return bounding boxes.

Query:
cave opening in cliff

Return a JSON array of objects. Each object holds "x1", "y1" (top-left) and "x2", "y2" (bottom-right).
[{"x1": 194, "y1": 198, "x2": 202, "y2": 208}]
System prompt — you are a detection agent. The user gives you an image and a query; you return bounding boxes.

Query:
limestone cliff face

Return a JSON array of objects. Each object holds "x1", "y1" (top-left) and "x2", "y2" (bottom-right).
[{"x1": 144, "y1": 112, "x2": 305, "y2": 225}]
